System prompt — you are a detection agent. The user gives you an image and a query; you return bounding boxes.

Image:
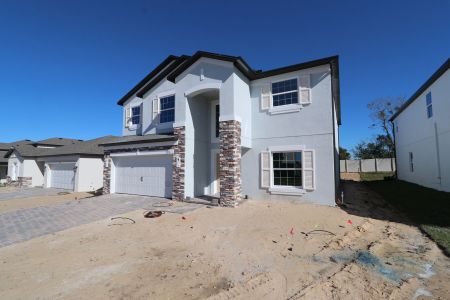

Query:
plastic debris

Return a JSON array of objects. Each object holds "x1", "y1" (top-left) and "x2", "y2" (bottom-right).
[
  {"x1": 347, "y1": 219, "x2": 353, "y2": 225},
  {"x1": 290, "y1": 227, "x2": 294, "y2": 235}
]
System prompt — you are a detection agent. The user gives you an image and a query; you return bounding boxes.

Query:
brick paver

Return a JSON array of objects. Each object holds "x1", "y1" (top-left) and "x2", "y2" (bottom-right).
[
  {"x1": 0, "y1": 187, "x2": 70, "y2": 201},
  {"x1": 0, "y1": 194, "x2": 201, "y2": 247}
]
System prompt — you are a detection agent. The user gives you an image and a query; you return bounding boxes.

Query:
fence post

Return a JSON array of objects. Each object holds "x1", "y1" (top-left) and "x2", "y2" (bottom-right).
[{"x1": 375, "y1": 159, "x2": 378, "y2": 172}]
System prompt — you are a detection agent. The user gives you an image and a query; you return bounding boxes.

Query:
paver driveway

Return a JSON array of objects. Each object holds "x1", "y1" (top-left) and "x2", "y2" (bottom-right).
[
  {"x1": 0, "y1": 194, "x2": 201, "y2": 247},
  {"x1": 0, "y1": 187, "x2": 70, "y2": 201}
]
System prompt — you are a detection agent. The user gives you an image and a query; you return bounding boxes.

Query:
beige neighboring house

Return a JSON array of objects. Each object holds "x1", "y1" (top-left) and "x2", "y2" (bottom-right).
[{"x1": 4, "y1": 137, "x2": 117, "y2": 191}]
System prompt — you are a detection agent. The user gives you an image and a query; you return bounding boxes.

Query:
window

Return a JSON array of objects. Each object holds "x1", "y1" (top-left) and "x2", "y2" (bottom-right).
[
  {"x1": 131, "y1": 106, "x2": 141, "y2": 125},
  {"x1": 426, "y1": 92, "x2": 433, "y2": 118},
  {"x1": 409, "y1": 152, "x2": 414, "y2": 172},
  {"x1": 215, "y1": 104, "x2": 220, "y2": 138},
  {"x1": 272, "y1": 152, "x2": 302, "y2": 187},
  {"x1": 271, "y1": 78, "x2": 298, "y2": 107},
  {"x1": 160, "y1": 95, "x2": 175, "y2": 123}
]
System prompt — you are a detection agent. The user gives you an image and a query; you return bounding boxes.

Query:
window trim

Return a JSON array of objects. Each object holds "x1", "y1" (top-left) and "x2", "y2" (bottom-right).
[
  {"x1": 159, "y1": 94, "x2": 175, "y2": 124},
  {"x1": 267, "y1": 77, "x2": 302, "y2": 114},
  {"x1": 130, "y1": 105, "x2": 141, "y2": 125},
  {"x1": 127, "y1": 103, "x2": 142, "y2": 129},
  {"x1": 266, "y1": 145, "x2": 307, "y2": 195},
  {"x1": 270, "y1": 77, "x2": 299, "y2": 107}
]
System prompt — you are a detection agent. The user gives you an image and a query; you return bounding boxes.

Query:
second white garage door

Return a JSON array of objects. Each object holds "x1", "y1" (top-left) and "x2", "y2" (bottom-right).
[
  {"x1": 114, "y1": 155, "x2": 172, "y2": 198},
  {"x1": 49, "y1": 163, "x2": 76, "y2": 190}
]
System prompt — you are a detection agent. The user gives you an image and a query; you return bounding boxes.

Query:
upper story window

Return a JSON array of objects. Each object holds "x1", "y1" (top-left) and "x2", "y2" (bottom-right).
[
  {"x1": 271, "y1": 78, "x2": 298, "y2": 107},
  {"x1": 131, "y1": 106, "x2": 141, "y2": 125},
  {"x1": 426, "y1": 92, "x2": 433, "y2": 118},
  {"x1": 160, "y1": 95, "x2": 175, "y2": 123}
]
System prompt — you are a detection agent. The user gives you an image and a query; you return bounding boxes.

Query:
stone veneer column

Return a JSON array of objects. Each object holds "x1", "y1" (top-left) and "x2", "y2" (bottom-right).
[
  {"x1": 103, "y1": 153, "x2": 111, "y2": 194},
  {"x1": 219, "y1": 120, "x2": 242, "y2": 207},
  {"x1": 172, "y1": 126, "x2": 185, "y2": 201}
]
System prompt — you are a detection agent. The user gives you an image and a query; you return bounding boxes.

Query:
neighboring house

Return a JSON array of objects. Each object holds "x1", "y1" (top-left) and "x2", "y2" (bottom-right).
[
  {"x1": 38, "y1": 136, "x2": 117, "y2": 192},
  {"x1": 391, "y1": 58, "x2": 450, "y2": 192},
  {"x1": 103, "y1": 51, "x2": 341, "y2": 207},
  {"x1": 4, "y1": 138, "x2": 83, "y2": 187},
  {"x1": 0, "y1": 140, "x2": 32, "y2": 183}
]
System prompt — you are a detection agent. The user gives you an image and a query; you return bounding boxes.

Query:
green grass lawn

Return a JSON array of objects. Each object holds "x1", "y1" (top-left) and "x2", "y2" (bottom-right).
[
  {"x1": 366, "y1": 180, "x2": 450, "y2": 256},
  {"x1": 360, "y1": 172, "x2": 395, "y2": 181}
]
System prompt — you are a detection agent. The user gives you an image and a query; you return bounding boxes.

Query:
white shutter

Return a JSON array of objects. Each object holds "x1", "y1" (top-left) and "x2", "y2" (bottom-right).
[
  {"x1": 303, "y1": 150, "x2": 315, "y2": 190},
  {"x1": 260, "y1": 151, "x2": 271, "y2": 188},
  {"x1": 125, "y1": 107, "x2": 131, "y2": 128},
  {"x1": 261, "y1": 85, "x2": 271, "y2": 110},
  {"x1": 152, "y1": 98, "x2": 160, "y2": 122},
  {"x1": 299, "y1": 75, "x2": 312, "y2": 104}
]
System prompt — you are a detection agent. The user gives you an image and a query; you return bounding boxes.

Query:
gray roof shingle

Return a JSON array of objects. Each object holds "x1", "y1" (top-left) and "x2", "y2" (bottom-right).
[{"x1": 3, "y1": 136, "x2": 119, "y2": 159}]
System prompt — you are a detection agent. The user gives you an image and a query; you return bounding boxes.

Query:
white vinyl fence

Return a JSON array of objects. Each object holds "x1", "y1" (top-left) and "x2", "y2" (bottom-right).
[{"x1": 340, "y1": 158, "x2": 396, "y2": 173}]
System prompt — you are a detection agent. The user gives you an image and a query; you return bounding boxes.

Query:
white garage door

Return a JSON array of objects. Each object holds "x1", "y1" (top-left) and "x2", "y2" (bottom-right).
[
  {"x1": 50, "y1": 163, "x2": 76, "y2": 190},
  {"x1": 114, "y1": 155, "x2": 172, "y2": 198}
]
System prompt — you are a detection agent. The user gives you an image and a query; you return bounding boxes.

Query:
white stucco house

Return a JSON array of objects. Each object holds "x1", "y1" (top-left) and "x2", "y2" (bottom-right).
[
  {"x1": 4, "y1": 137, "x2": 116, "y2": 192},
  {"x1": 391, "y1": 57, "x2": 450, "y2": 192},
  {"x1": 103, "y1": 51, "x2": 341, "y2": 207},
  {"x1": 0, "y1": 140, "x2": 32, "y2": 183}
]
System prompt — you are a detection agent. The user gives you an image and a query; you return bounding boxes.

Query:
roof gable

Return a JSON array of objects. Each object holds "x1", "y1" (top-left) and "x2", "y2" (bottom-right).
[
  {"x1": 117, "y1": 55, "x2": 179, "y2": 105},
  {"x1": 115, "y1": 50, "x2": 341, "y2": 124},
  {"x1": 391, "y1": 57, "x2": 450, "y2": 121}
]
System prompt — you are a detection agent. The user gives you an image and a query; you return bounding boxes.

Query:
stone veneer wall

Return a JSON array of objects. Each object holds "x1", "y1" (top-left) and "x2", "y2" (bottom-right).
[
  {"x1": 172, "y1": 126, "x2": 185, "y2": 201},
  {"x1": 102, "y1": 154, "x2": 111, "y2": 194},
  {"x1": 6, "y1": 176, "x2": 32, "y2": 188},
  {"x1": 219, "y1": 120, "x2": 242, "y2": 207}
]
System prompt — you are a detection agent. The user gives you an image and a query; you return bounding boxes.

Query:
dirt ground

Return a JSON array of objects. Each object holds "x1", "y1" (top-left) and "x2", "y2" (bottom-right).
[
  {"x1": 0, "y1": 192, "x2": 93, "y2": 213},
  {"x1": 0, "y1": 186, "x2": 20, "y2": 193},
  {"x1": 0, "y1": 182, "x2": 449, "y2": 299}
]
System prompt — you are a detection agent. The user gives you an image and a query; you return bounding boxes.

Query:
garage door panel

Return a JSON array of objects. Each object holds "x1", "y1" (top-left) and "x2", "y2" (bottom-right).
[
  {"x1": 113, "y1": 155, "x2": 172, "y2": 198},
  {"x1": 50, "y1": 163, "x2": 75, "y2": 190}
]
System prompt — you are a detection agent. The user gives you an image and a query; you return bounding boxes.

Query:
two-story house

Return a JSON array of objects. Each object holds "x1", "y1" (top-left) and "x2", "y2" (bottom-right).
[
  {"x1": 102, "y1": 51, "x2": 341, "y2": 206},
  {"x1": 391, "y1": 58, "x2": 450, "y2": 192}
]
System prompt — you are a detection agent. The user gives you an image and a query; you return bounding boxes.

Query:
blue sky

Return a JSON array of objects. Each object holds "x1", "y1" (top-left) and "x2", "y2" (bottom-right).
[{"x1": 1, "y1": 0, "x2": 449, "y2": 150}]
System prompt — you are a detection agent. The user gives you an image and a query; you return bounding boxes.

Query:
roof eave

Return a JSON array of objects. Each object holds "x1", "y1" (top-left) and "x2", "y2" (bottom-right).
[
  {"x1": 117, "y1": 55, "x2": 179, "y2": 106},
  {"x1": 390, "y1": 57, "x2": 450, "y2": 121},
  {"x1": 99, "y1": 136, "x2": 177, "y2": 147}
]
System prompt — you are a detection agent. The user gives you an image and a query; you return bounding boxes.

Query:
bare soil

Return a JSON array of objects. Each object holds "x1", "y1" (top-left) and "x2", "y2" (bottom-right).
[
  {"x1": 0, "y1": 182, "x2": 449, "y2": 299},
  {"x1": 0, "y1": 192, "x2": 93, "y2": 213}
]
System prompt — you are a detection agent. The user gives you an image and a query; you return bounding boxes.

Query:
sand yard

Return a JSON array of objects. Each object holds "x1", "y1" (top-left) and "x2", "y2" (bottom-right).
[{"x1": 0, "y1": 181, "x2": 449, "y2": 299}]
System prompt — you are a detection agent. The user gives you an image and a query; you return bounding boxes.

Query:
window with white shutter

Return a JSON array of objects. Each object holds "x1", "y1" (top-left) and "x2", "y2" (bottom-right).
[
  {"x1": 271, "y1": 78, "x2": 298, "y2": 107},
  {"x1": 125, "y1": 107, "x2": 131, "y2": 128},
  {"x1": 152, "y1": 98, "x2": 160, "y2": 122},
  {"x1": 260, "y1": 151, "x2": 271, "y2": 188},
  {"x1": 263, "y1": 148, "x2": 315, "y2": 193},
  {"x1": 302, "y1": 150, "x2": 315, "y2": 190},
  {"x1": 299, "y1": 75, "x2": 312, "y2": 104},
  {"x1": 260, "y1": 85, "x2": 271, "y2": 110}
]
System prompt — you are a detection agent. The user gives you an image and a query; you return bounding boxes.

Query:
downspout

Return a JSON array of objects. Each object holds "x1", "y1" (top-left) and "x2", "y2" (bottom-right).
[
  {"x1": 391, "y1": 120, "x2": 398, "y2": 179},
  {"x1": 330, "y1": 62, "x2": 339, "y2": 204},
  {"x1": 434, "y1": 122, "x2": 442, "y2": 186}
]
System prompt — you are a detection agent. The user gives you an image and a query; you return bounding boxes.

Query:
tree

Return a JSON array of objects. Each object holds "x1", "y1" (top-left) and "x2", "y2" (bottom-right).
[
  {"x1": 353, "y1": 134, "x2": 393, "y2": 159},
  {"x1": 339, "y1": 147, "x2": 351, "y2": 160},
  {"x1": 367, "y1": 97, "x2": 405, "y2": 155}
]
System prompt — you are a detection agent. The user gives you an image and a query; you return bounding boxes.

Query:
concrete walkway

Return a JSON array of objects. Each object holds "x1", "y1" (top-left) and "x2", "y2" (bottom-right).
[
  {"x1": 0, "y1": 194, "x2": 201, "y2": 248},
  {"x1": 0, "y1": 187, "x2": 70, "y2": 201}
]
